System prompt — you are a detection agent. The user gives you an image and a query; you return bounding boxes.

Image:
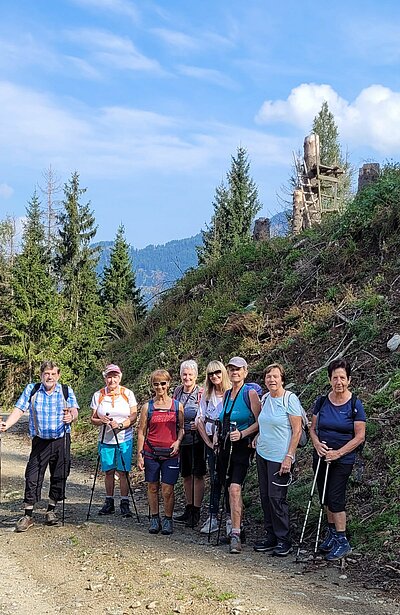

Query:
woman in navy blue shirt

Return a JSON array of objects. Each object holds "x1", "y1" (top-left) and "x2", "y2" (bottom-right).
[{"x1": 309, "y1": 358, "x2": 366, "y2": 561}]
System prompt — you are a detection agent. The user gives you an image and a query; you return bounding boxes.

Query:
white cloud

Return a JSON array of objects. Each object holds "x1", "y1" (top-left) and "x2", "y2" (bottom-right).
[
  {"x1": 177, "y1": 65, "x2": 237, "y2": 89},
  {"x1": 256, "y1": 83, "x2": 400, "y2": 154},
  {"x1": 70, "y1": 0, "x2": 139, "y2": 22},
  {"x1": 152, "y1": 28, "x2": 199, "y2": 51},
  {"x1": 0, "y1": 183, "x2": 14, "y2": 199}
]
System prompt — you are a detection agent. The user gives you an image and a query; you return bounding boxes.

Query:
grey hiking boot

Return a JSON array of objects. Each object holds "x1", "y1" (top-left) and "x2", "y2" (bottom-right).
[
  {"x1": 149, "y1": 516, "x2": 161, "y2": 534},
  {"x1": 15, "y1": 515, "x2": 34, "y2": 533},
  {"x1": 45, "y1": 510, "x2": 59, "y2": 526},
  {"x1": 229, "y1": 534, "x2": 242, "y2": 554},
  {"x1": 161, "y1": 517, "x2": 173, "y2": 535}
]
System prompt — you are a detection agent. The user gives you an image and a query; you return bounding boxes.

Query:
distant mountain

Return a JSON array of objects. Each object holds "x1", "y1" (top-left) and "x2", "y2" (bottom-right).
[{"x1": 96, "y1": 212, "x2": 288, "y2": 305}]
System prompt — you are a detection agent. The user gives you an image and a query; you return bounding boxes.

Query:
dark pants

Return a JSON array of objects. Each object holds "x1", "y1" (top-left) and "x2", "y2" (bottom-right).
[
  {"x1": 313, "y1": 457, "x2": 353, "y2": 513},
  {"x1": 24, "y1": 435, "x2": 71, "y2": 505},
  {"x1": 207, "y1": 447, "x2": 221, "y2": 514},
  {"x1": 256, "y1": 453, "x2": 291, "y2": 543}
]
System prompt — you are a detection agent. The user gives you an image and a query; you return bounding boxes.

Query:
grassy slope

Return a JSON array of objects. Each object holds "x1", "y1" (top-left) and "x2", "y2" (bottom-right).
[{"x1": 78, "y1": 165, "x2": 400, "y2": 569}]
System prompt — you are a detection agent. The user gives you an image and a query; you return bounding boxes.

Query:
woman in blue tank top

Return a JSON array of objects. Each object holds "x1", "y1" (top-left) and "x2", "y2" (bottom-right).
[{"x1": 218, "y1": 356, "x2": 261, "y2": 554}]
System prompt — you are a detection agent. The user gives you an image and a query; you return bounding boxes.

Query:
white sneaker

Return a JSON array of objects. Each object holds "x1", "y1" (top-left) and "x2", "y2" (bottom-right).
[
  {"x1": 226, "y1": 515, "x2": 232, "y2": 538},
  {"x1": 200, "y1": 515, "x2": 218, "y2": 534}
]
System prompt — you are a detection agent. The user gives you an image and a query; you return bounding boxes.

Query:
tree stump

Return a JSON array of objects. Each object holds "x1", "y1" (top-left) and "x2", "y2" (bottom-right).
[
  {"x1": 358, "y1": 163, "x2": 380, "y2": 193},
  {"x1": 253, "y1": 217, "x2": 271, "y2": 241}
]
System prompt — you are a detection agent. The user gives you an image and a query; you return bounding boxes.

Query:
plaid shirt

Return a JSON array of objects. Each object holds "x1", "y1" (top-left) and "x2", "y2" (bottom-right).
[{"x1": 15, "y1": 382, "x2": 79, "y2": 440}]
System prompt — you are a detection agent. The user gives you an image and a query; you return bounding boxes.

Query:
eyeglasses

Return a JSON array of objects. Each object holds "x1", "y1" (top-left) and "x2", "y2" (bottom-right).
[
  {"x1": 153, "y1": 381, "x2": 168, "y2": 387},
  {"x1": 271, "y1": 471, "x2": 293, "y2": 487},
  {"x1": 208, "y1": 370, "x2": 222, "y2": 377}
]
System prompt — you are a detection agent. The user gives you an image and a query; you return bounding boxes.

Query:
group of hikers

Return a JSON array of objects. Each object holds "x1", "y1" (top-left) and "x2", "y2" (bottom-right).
[{"x1": 0, "y1": 355, "x2": 366, "y2": 562}]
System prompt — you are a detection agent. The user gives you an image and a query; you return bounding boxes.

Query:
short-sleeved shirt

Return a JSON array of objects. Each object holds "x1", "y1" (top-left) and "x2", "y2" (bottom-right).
[
  {"x1": 196, "y1": 391, "x2": 226, "y2": 436},
  {"x1": 15, "y1": 382, "x2": 79, "y2": 440},
  {"x1": 257, "y1": 392, "x2": 302, "y2": 463},
  {"x1": 219, "y1": 387, "x2": 255, "y2": 433},
  {"x1": 313, "y1": 395, "x2": 366, "y2": 464},
  {"x1": 91, "y1": 386, "x2": 136, "y2": 445},
  {"x1": 173, "y1": 385, "x2": 202, "y2": 446}
]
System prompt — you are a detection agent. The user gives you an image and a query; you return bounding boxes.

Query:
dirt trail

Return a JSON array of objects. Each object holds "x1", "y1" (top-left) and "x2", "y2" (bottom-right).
[{"x1": 0, "y1": 419, "x2": 398, "y2": 615}]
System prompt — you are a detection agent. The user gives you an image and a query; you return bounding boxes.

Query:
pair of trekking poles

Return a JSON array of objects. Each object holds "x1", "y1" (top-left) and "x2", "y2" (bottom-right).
[
  {"x1": 296, "y1": 453, "x2": 330, "y2": 562},
  {"x1": 86, "y1": 414, "x2": 139, "y2": 522}
]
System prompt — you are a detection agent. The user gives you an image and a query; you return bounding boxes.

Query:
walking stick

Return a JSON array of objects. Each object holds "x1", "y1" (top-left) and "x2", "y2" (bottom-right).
[
  {"x1": 216, "y1": 433, "x2": 234, "y2": 546},
  {"x1": 62, "y1": 423, "x2": 67, "y2": 526},
  {"x1": 207, "y1": 446, "x2": 218, "y2": 543},
  {"x1": 86, "y1": 423, "x2": 107, "y2": 520},
  {"x1": 314, "y1": 460, "x2": 330, "y2": 559},
  {"x1": 0, "y1": 429, "x2": 2, "y2": 505},
  {"x1": 191, "y1": 431, "x2": 195, "y2": 529},
  {"x1": 295, "y1": 456, "x2": 321, "y2": 562},
  {"x1": 110, "y1": 425, "x2": 140, "y2": 523}
]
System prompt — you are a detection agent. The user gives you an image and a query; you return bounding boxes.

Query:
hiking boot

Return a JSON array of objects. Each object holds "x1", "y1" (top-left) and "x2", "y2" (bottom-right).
[
  {"x1": 161, "y1": 517, "x2": 173, "y2": 535},
  {"x1": 45, "y1": 510, "x2": 59, "y2": 526},
  {"x1": 319, "y1": 527, "x2": 336, "y2": 553},
  {"x1": 15, "y1": 515, "x2": 34, "y2": 533},
  {"x1": 120, "y1": 500, "x2": 133, "y2": 518},
  {"x1": 272, "y1": 541, "x2": 293, "y2": 557},
  {"x1": 149, "y1": 516, "x2": 161, "y2": 534},
  {"x1": 98, "y1": 499, "x2": 115, "y2": 515},
  {"x1": 325, "y1": 536, "x2": 352, "y2": 561},
  {"x1": 253, "y1": 534, "x2": 277, "y2": 552},
  {"x1": 200, "y1": 515, "x2": 219, "y2": 534},
  {"x1": 174, "y1": 504, "x2": 192, "y2": 524},
  {"x1": 185, "y1": 507, "x2": 200, "y2": 528},
  {"x1": 229, "y1": 534, "x2": 242, "y2": 554}
]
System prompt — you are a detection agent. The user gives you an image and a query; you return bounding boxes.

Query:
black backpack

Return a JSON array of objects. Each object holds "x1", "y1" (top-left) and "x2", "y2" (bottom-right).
[{"x1": 29, "y1": 383, "x2": 69, "y2": 404}]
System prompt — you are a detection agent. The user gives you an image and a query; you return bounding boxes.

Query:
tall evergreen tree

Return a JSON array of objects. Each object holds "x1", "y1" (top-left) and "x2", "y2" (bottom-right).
[
  {"x1": 0, "y1": 193, "x2": 62, "y2": 390},
  {"x1": 101, "y1": 224, "x2": 145, "y2": 317},
  {"x1": 197, "y1": 147, "x2": 262, "y2": 265},
  {"x1": 56, "y1": 172, "x2": 105, "y2": 378}
]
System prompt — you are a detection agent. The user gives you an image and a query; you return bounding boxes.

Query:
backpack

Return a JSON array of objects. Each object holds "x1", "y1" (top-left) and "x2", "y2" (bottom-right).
[
  {"x1": 314, "y1": 393, "x2": 364, "y2": 454},
  {"x1": 262, "y1": 390, "x2": 309, "y2": 448},
  {"x1": 29, "y1": 383, "x2": 69, "y2": 404},
  {"x1": 243, "y1": 382, "x2": 263, "y2": 409},
  {"x1": 97, "y1": 386, "x2": 130, "y2": 406}
]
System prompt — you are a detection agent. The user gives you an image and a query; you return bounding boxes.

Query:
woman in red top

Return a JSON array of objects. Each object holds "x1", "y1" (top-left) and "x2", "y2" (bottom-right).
[{"x1": 137, "y1": 369, "x2": 184, "y2": 535}]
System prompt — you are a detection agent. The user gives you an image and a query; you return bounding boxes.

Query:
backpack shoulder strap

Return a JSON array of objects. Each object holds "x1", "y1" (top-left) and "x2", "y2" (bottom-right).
[
  {"x1": 28, "y1": 383, "x2": 41, "y2": 402},
  {"x1": 315, "y1": 395, "x2": 327, "y2": 415},
  {"x1": 174, "y1": 398, "x2": 180, "y2": 436},
  {"x1": 97, "y1": 388, "x2": 107, "y2": 406},
  {"x1": 173, "y1": 384, "x2": 184, "y2": 400},
  {"x1": 120, "y1": 386, "x2": 130, "y2": 404},
  {"x1": 351, "y1": 393, "x2": 358, "y2": 419},
  {"x1": 243, "y1": 384, "x2": 251, "y2": 410}
]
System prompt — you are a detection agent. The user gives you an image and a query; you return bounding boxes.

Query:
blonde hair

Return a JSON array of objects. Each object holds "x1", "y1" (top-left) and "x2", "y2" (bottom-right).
[
  {"x1": 150, "y1": 369, "x2": 171, "y2": 386},
  {"x1": 203, "y1": 360, "x2": 231, "y2": 400}
]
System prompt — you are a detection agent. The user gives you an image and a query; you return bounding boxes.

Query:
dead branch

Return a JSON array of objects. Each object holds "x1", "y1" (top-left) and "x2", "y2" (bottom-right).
[{"x1": 306, "y1": 338, "x2": 356, "y2": 382}]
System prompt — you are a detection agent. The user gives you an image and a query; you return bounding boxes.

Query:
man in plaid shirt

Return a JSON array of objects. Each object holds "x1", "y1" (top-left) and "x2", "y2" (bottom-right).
[{"x1": 1, "y1": 360, "x2": 79, "y2": 532}]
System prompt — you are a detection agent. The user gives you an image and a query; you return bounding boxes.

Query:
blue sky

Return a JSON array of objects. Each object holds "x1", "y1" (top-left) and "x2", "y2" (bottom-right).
[{"x1": 1, "y1": 0, "x2": 399, "y2": 248}]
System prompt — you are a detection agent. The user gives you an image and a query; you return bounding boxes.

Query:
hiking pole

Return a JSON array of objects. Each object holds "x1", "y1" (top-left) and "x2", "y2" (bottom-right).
[
  {"x1": 191, "y1": 431, "x2": 195, "y2": 529},
  {"x1": 314, "y1": 460, "x2": 330, "y2": 559},
  {"x1": 216, "y1": 425, "x2": 235, "y2": 546},
  {"x1": 109, "y1": 423, "x2": 140, "y2": 523},
  {"x1": 208, "y1": 446, "x2": 218, "y2": 543},
  {"x1": 0, "y1": 430, "x2": 2, "y2": 505},
  {"x1": 295, "y1": 456, "x2": 321, "y2": 562},
  {"x1": 86, "y1": 423, "x2": 107, "y2": 520},
  {"x1": 62, "y1": 422, "x2": 67, "y2": 527}
]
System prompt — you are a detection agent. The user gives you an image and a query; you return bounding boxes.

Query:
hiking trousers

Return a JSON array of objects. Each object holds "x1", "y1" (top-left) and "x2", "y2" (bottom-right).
[
  {"x1": 24, "y1": 434, "x2": 71, "y2": 505},
  {"x1": 256, "y1": 453, "x2": 291, "y2": 543}
]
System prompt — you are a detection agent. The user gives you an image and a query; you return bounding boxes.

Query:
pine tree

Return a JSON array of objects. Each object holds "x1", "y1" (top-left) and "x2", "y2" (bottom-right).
[
  {"x1": 0, "y1": 193, "x2": 62, "y2": 390},
  {"x1": 197, "y1": 147, "x2": 262, "y2": 265},
  {"x1": 312, "y1": 102, "x2": 352, "y2": 200},
  {"x1": 56, "y1": 172, "x2": 105, "y2": 378},
  {"x1": 102, "y1": 224, "x2": 145, "y2": 311}
]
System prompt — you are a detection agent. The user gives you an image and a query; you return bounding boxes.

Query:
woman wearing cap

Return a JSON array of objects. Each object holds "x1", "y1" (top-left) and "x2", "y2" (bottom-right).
[
  {"x1": 219, "y1": 356, "x2": 261, "y2": 554},
  {"x1": 173, "y1": 360, "x2": 206, "y2": 528},
  {"x1": 253, "y1": 363, "x2": 302, "y2": 557},
  {"x1": 137, "y1": 370, "x2": 184, "y2": 535},
  {"x1": 90, "y1": 364, "x2": 137, "y2": 517},
  {"x1": 196, "y1": 361, "x2": 231, "y2": 534}
]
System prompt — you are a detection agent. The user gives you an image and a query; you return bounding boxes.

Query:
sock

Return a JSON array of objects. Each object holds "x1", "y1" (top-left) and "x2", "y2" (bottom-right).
[
  {"x1": 232, "y1": 527, "x2": 240, "y2": 536},
  {"x1": 336, "y1": 530, "x2": 346, "y2": 539},
  {"x1": 47, "y1": 504, "x2": 56, "y2": 512},
  {"x1": 328, "y1": 522, "x2": 336, "y2": 530},
  {"x1": 121, "y1": 496, "x2": 129, "y2": 502},
  {"x1": 165, "y1": 516, "x2": 172, "y2": 520},
  {"x1": 24, "y1": 507, "x2": 34, "y2": 517},
  {"x1": 151, "y1": 513, "x2": 160, "y2": 518},
  {"x1": 106, "y1": 496, "x2": 114, "y2": 501}
]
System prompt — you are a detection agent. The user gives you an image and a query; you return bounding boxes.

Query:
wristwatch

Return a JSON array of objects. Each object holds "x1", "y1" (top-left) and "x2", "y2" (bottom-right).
[{"x1": 118, "y1": 422, "x2": 124, "y2": 430}]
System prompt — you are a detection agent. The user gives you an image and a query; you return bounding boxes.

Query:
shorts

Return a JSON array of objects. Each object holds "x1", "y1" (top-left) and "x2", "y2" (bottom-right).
[
  {"x1": 144, "y1": 455, "x2": 180, "y2": 485},
  {"x1": 99, "y1": 440, "x2": 133, "y2": 472},
  {"x1": 313, "y1": 456, "x2": 353, "y2": 513},
  {"x1": 218, "y1": 439, "x2": 252, "y2": 486},
  {"x1": 180, "y1": 440, "x2": 207, "y2": 478}
]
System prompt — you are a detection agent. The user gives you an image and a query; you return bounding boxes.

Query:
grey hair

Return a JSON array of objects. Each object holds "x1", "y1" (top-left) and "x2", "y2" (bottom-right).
[{"x1": 180, "y1": 359, "x2": 198, "y2": 378}]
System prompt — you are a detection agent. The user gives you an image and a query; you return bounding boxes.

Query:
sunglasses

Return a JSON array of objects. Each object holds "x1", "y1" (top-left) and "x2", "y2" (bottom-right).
[
  {"x1": 153, "y1": 381, "x2": 168, "y2": 387},
  {"x1": 208, "y1": 370, "x2": 222, "y2": 377}
]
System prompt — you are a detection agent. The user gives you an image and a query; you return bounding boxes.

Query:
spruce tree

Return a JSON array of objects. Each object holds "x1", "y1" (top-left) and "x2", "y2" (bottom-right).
[
  {"x1": 101, "y1": 224, "x2": 145, "y2": 314},
  {"x1": 0, "y1": 193, "x2": 62, "y2": 389},
  {"x1": 56, "y1": 172, "x2": 105, "y2": 378},
  {"x1": 197, "y1": 147, "x2": 262, "y2": 265}
]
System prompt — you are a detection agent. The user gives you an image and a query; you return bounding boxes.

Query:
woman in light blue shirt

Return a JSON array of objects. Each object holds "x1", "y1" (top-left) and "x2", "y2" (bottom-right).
[{"x1": 254, "y1": 363, "x2": 302, "y2": 556}]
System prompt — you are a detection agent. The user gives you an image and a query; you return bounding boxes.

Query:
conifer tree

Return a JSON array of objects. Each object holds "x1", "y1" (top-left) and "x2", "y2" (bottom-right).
[
  {"x1": 197, "y1": 147, "x2": 262, "y2": 265},
  {"x1": 0, "y1": 193, "x2": 62, "y2": 388},
  {"x1": 56, "y1": 172, "x2": 105, "y2": 377},
  {"x1": 101, "y1": 224, "x2": 145, "y2": 316}
]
